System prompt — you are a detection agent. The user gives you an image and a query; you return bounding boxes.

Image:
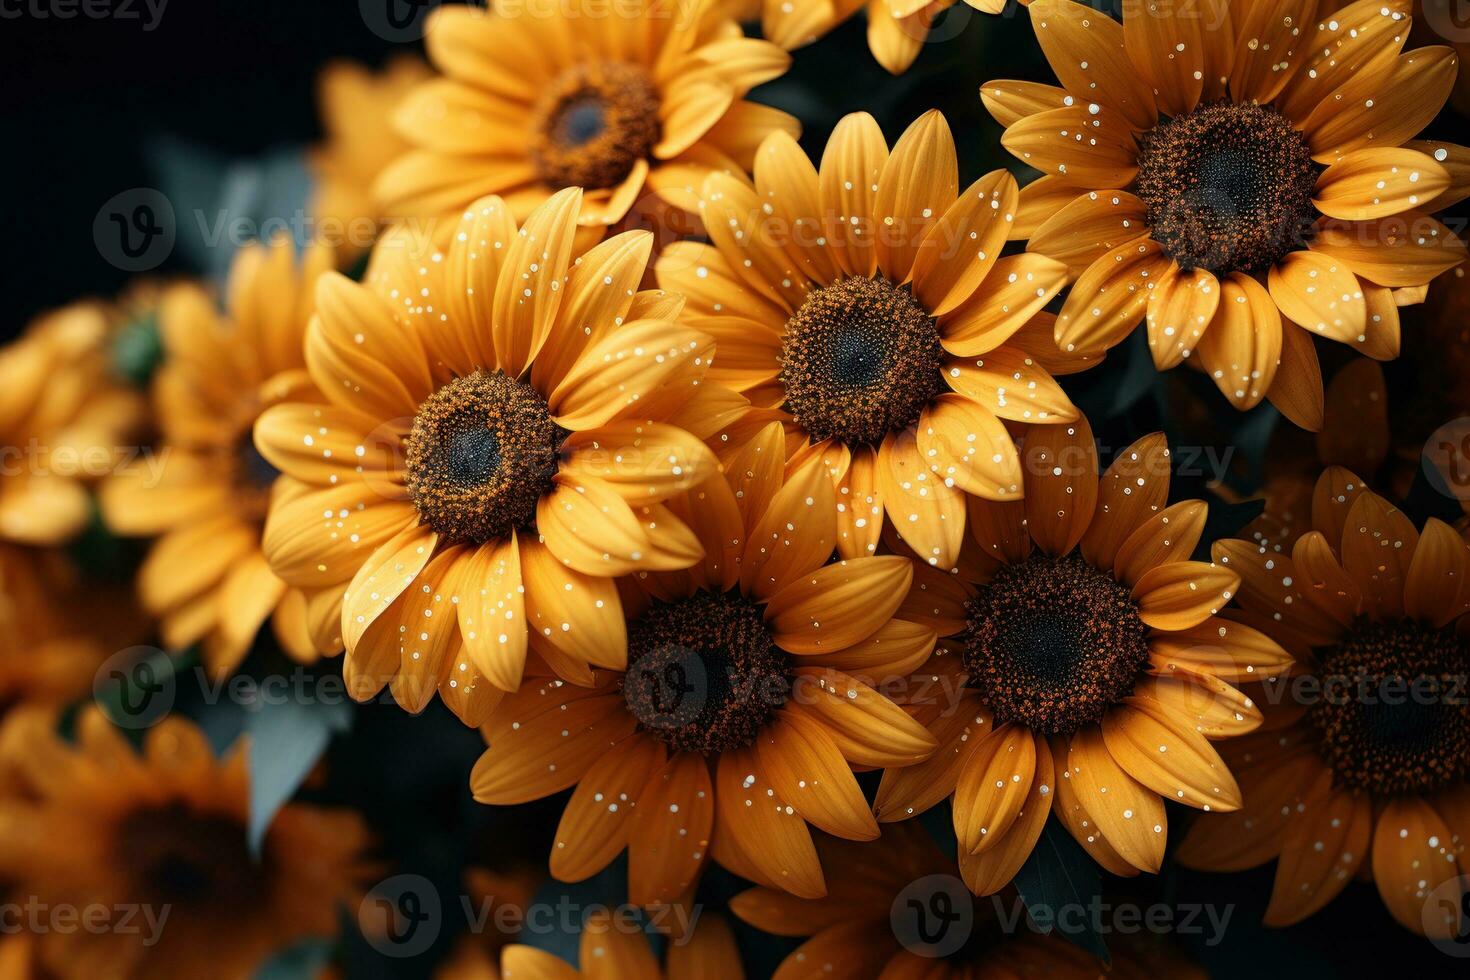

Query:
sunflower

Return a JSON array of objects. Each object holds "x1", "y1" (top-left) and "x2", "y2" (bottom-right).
[
  {"x1": 730, "y1": 821, "x2": 1207, "y2": 979},
  {"x1": 310, "y1": 55, "x2": 433, "y2": 256},
  {"x1": 872, "y1": 418, "x2": 1294, "y2": 888},
  {"x1": 987, "y1": 0, "x2": 1469, "y2": 429},
  {"x1": 256, "y1": 187, "x2": 727, "y2": 724},
  {"x1": 1178, "y1": 467, "x2": 1470, "y2": 937},
  {"x1": 470, "y1": 430, "x2": 938, "y2": 902},
  {"x1": 497, "y1": 908, "x2": 744, "y2": 980},
  {"x1": 0, "y1": 301, "x2": 147, "y2": 546},
  {"x1": 760, "y1": 1, "x2": 1008, "y2": 76},
  {"x1": 376, "y1": 0, "x2": 796, "y2": 245},
  {"x1": 656, "y1": 110, "x2": 1092, "y2": 572},
  {"x1": 0, "y1": 709, "x2": 371, "y2": 980},
  {"x1": 100, "y1": 237, "x2": 335, "y2": 678}
]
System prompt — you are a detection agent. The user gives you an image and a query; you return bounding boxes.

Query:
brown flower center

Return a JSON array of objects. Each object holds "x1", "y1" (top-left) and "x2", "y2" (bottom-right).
[
  {"x1": 1135, "y1": 102, "x2": 1320, "y2": 275},
  {"x1": 530, "y1": 63, "x2": 661, "y2": 190},
  {"x1": 116, "y1": 804, "x2": 263, "y2": 905},
  {"x1": 779, "y1": 276, "x2": 944, "y2": 447},
  {"x1": 1308, "y1": 620, "x2": 1470, "y2": 797},
  {"x1": 621, "y1": 590, "x2": 789, "y2": 754},
  {"x1": 404, "y1": 371, "x2": 565, "y2": 543},
  {"x1": 961, "y1": 554, "x2": 1148, "y2": 735}
]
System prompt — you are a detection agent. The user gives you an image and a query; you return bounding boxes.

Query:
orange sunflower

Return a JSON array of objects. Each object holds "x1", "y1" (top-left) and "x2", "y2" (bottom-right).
[
  {"x1": 988, "y1": 0, "x2": 1469, "y2": 428},
  {"x1": 497, "y1": 908, "x2": 744, "y2": 980},
  {"x1": 874, "y1": 418, "x2": 1294, "y2": 889},
  {"x1": 101, "y1": 237, "x2": 335, "y2": 678},
  {"x1": 256, "y1": 187, "x2": 727, "y2": 724},
  {"x1": 470, "y1": 430, "x2": 937, "y2": 903},
  {"x1": 656, "y1": 110, "x2": 1092, "y2": 571},
  {"x1": 0, "y1": 709, "x2": 372, "y2": 980},
  {"x1": 731, "y1": 822, "x2": 1206, "y2": 979},
  {"x1": 0, "y1": 301, "x2": 146, "y2": 546},
  {"x1": 1179, "y1": 467, "x2": 1470, "y2": 937},
  {"x1": 310, "y1": 55, "x2": 433, "y2": 256},
  {"x1": 760, "y1": 1, "x2": 1008, "y2": 76},
  {"x1": 377, "y1": 0, "x2": 797, "y2": 243}
]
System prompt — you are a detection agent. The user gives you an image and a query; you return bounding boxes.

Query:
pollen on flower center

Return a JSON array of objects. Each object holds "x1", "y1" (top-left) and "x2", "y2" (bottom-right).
[
  {"x1": 404, "y1": 371, "x2": 566, "y2": 544},
  {"x1": 621, "y1": 590, "x2": 789, "y2": 754},
  {"x1": 1307, "y1": 620, "x2": 1470, "y2": 797},
  {"x1": 1135, "y1": 102, "x2": 1320, "y2": 275},
  {"x1": 116, "y1": 804, "x2": 262, "y2": 904},
  {"x1": 530, "y1": 63, "x2": 662, "y2": 190},
  {"x1": 778, "y1": 276, "x2": 944, "y2": 447},
  {"x1": 961, "y1": 554, "x2": 1149, "y2": 735}
]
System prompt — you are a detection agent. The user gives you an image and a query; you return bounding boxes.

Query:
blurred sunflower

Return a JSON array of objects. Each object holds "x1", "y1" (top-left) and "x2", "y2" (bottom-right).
[
  {"x1": 760, "y1": 0, "x2": 1009, "y2": 75},
  {"x1": 873, "y1": 419, "x2": 1294, "y2": 888},
  {"x1": 657, "y1": 110, "x2": 1090, "y2": 571},
  {"x1": 731, "y1": 821, "x2": 1207, "y2": 978},
  {"x1": 310, "y1": 55, "x2": 433, "y2": 257},
  {"x1": 470, "y1": 430, "x2": 937, "y2": 902},
  {"x1": 497, "y1": 907, "x2": 744, "y2": 979},
  {"x1": 988, "y1": 0, "x2": 1468, "y2": 427},
  {"x1": 1181, "y1": 468, "x2": 1470, "y2": 937},
  {"x1": 377, "y1": 0, "x2": 796, "y2": 243},
  {"x1": 0, "y1": 302, "x2": 146, "y2": 546},
  {"x1": 0, "y1": 709, "x2": 371, "y2": 980},
  {"x1": 256, "y1": 188, "x2": 725, "y2": 723},
  {"x1": 101, "y1": 237, "x2": 335, "y2": 678}
]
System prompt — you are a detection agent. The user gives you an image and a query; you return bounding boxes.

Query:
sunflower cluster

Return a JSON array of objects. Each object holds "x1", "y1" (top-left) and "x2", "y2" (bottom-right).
[{"x1": 4, "y1": 0, "x2": 1470, "y2": 976}]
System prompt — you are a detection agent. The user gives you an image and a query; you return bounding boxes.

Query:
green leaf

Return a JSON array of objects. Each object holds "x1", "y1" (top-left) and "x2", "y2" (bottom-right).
[
  {"x1": 245, "y1": 695, "x2": 352, "y2": 856},
  {"x1": 1012, "y1": 818, "x2": 1109, "y2": 961}
]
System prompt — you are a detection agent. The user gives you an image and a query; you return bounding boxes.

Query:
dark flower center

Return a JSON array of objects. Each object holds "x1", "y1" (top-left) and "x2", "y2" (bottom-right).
[
  {"x1": 1135, "y1": 102, "x2": 1320, "y2": 275},
  {"x1": 116, "y1": 804, "x2": 263, "y2": 905},
  {"x1": 404, "y1": 371, "x2": 566, "y2": 543},
  {"x1": 621, "y1": 590, "x2": 789, "y2": 754},
  {"x1": 961, "y1": 554, "x2": 1149, "y2": 735},
  {"x1": 779, "y1": 276, "x2": 944, "y2": 447},
  {"x1": 530, "y1": 63, "x2": 661, "y2": 190},
  {"x1": 1308, "y1": 620, "x2": 1470, "y2": 797}
]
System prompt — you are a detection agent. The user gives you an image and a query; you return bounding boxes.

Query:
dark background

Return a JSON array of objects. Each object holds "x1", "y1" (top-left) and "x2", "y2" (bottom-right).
[{"x1": 5, "y1": 1, "x2": 1469, "y2": 977}]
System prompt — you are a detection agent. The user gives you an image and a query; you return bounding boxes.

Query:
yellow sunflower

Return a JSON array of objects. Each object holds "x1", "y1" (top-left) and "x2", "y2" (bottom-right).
[
  {"x1": 497, "y1": 908, "x2": 744, "y2": 980},
  {"x1": 0, "y1": 709, "x2": 371, "y2": 980},
  {"x1": 731, "y1": 821, "x2": 1206, "y2": 979},
  {"x1": 310, "y1": 55, "x2": 433, "y2": 256},
  {"x1": 0, "y1": 302, "x2": 146, "y2": 546},
  {"x1": 1180, "y1": 467, "x2": 1470, "y2": 937},
  {"x1": 873, "y1": 418, "x2": 1294, "y2": 889},
  {"x1": 470, "y1": 430, "x2": 938, "y2": 903},
  {"x1": 656, "y1": 109, "x2": 1092, "y2": 572},
  {"x1": 101, "y1": 237, "x2": 335, "y2": 678},
  {"x1": 256, "y1": 187, "x2": 727, "y2": 724},
  {"x1": 761, "y1": 1, "x2": 1009, "y2": 75},
  {"x1": 988, "y1": 0, "x2": 1469, "y2": 428},
  {"x1": 376, "y1": 0, "x2": 797, "y2": 243}
]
